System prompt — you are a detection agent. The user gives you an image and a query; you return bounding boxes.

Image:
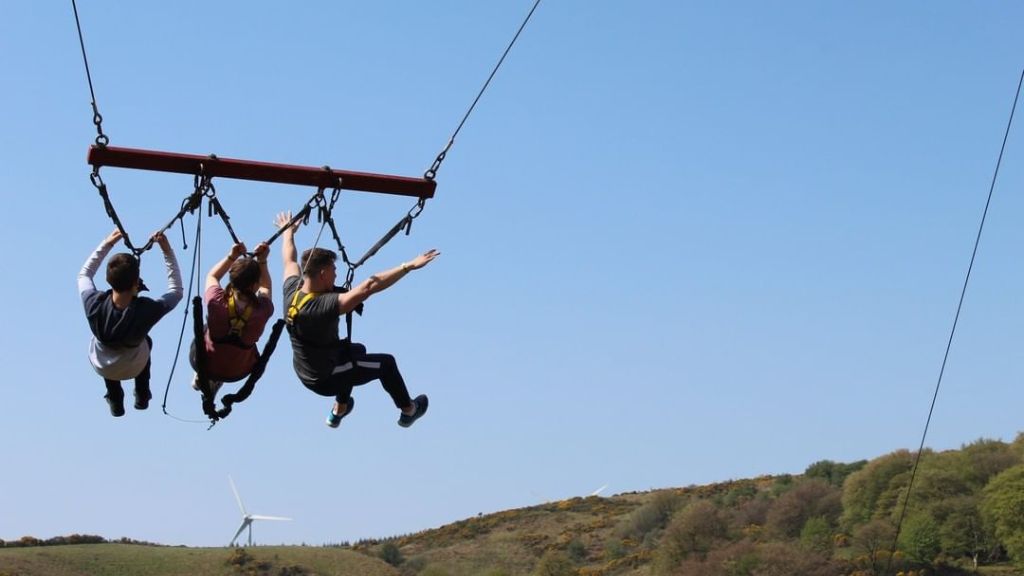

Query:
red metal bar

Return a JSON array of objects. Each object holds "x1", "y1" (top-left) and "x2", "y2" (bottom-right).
[{"x1": 87, "y1": 145, "x2": 436, "y2": 199}]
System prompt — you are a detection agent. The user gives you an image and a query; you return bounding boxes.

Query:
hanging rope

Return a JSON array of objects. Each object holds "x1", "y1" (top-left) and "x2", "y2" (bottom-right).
[
  {"x1": 71, "y1": 0, "x2": 109, "y2": 147},
  {"x1": 886, "y1": 67, "x2": 1024, "y2": 571},
  {"x1": 159, "y1": 188, "x2": 209, "y2": 426},
  {"x1": 424, "y1": 0, "x2": 542, "y2": 180}
]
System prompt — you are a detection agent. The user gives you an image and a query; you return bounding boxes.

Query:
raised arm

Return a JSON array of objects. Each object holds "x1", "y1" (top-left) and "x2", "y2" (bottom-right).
[
  {"x1": 206, "y1": 243, "x2": 247, "y2": 290},
  {"x1": 276, "y1": 212, "x2": 301, "y2": 280},
  {"x1": 78, "y1": 229, "x2": 122, "y2": 297},
  {"x1": 152, "y1": 231, "x2": 183, "y2": 311},
  {"x1": 254, "y1": 242, "x2": 272, "y2": 299},
  {"x1": 337, "y1": 249, "x2": 440, "y2": 314}
]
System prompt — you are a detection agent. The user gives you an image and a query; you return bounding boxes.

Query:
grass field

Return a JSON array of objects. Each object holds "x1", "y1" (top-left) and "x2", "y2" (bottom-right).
[{"x1": 0, "y1": 544, "x2": 397, "y2": 576}]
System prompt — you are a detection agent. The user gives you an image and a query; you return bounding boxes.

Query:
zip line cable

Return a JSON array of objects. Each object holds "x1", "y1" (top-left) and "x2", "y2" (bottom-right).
[
  {"x1": 424, "y1": 0, "x2": 542, "y2": 180},
  {"x1": 886, "y1": 67, "x2": 1024, "y2": 571},
  {"x1": 71, "y1": 0, "x2": 108, "y2": 146}
]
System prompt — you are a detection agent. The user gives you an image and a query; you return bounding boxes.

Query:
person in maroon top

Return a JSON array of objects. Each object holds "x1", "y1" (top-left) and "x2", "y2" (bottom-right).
[{"x1": 190, "y1": 242, "x2": 274, "y2": 396}]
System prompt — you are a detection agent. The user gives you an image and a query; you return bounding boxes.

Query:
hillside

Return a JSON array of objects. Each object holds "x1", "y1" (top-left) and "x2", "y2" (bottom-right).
[
  {"x1": 0, "y1": 544, "x2": 395, "y2": 576},
  {"x1": 5, "y1": 437, "x2": 1024, "y2": 575}
]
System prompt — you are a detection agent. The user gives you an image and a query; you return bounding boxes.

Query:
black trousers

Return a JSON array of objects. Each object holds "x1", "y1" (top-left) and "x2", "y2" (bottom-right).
[
  {"x1": 103, "y1": 337, "x2": 152, "y2": 399},
  {"x1": 305, "y1": 343, "x2": 412, "y2": 409}
]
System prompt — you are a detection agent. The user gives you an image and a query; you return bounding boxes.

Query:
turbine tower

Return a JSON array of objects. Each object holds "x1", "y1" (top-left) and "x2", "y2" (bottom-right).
[{"x1": 229, "y1": 475, "x2": 291, "y2": 547}]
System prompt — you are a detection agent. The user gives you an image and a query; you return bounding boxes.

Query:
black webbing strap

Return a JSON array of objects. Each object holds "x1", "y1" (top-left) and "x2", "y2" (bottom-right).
[
  {"x1": 90, "y1": 168, "x2": 138, "y2": 252},
  {"x1": 88, "y1": 167, "x2": 207, "y2": 257},
  {"x1": 326, "y1": 198, "x2": 427, "y2": 290},
  {"x1": 261, "y1": 187, "x2": 328, "y2": 247},
  {"x1": 191, "y1": 296, "x2": 220, "y2": 423},
  {"x1": 137, "y1": 174, "x2": 210, "y2": 255},
  {"x1": 207, "y1": 192, "x2": 241, "y2": 246},
  {"x1": 215, "y1": 318, "x2": 286, "y2": 419},
  {"x1": 350, "y1": 204, "x2": 420, "y2": 270}
]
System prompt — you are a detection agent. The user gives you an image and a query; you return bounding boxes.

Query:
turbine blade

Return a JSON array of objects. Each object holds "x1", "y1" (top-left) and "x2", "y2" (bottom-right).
[
  {"x1": 230, "y1": 519, "x2": 249, "y2": 546},
  {"x1": 590, "y1": 484, "x2": 608, "y2": 497},
  {"x1": 250, "y1": 515, "x2": 292, "y2": 521},
  {"x1": 229, "y1": 475, "x2": 247, "y2": 515}
]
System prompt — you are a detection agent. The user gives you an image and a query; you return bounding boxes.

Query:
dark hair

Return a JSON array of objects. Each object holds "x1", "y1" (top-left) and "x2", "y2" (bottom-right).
[
  {"x1": 228, "y1": 257, "x2": 261, "y2": 298},
  {"x1": 106, "y1": 253, "x2": 140, "y2": 292},
  {"x1": 301, "y1": 248, "x2": 337, "y2": 278}
]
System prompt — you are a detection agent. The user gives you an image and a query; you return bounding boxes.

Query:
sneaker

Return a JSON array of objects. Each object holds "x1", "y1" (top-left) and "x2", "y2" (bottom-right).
[
  {"x1": 105, "y1": 394, "x2": 125, "y2": 417},
  {"x1": 133, "y1": 389, "x2": 152, "y2": 410},
  {"x1": 191, "y1": 374, "x2": 223, "y2": 396},
  {"x1": 326, "y1": 397, "x2": 355, "y2": 428},
  {"x1": 398, "y1": 394, "x2": 428, "y2": 428}
]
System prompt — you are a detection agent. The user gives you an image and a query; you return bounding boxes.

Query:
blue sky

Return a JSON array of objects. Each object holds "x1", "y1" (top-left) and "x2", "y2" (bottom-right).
[{"x1": 2, "y1": 1, "x2": 1024, "y2": 547}]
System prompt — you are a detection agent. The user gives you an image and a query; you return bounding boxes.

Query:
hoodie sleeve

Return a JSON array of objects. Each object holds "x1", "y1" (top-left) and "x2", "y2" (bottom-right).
[
  {"x1": 78, "y1": 239, "x2": 114, "y2": 302},
  {"x1": 155, "y1": 246, "x2": 184, "y2": 312}
]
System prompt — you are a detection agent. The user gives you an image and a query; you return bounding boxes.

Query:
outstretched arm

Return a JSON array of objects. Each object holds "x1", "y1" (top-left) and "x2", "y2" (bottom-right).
[
  {"x1": 153, "y1": 231, "x2": 184, "y2": 311},
  {"x1": 206, "y1": 243, "x2": 247, "y2": 290},
  {"x1": 78, "y1": 229, "x2": 122, "y2": 298},
  {"x1": 276, "y1": 212, "x2": 301, "y2": 280},
  {"x1": 254, "y1": 242, "x2": 272, "y2": 299},
  {"x1": 337, "y1": 249, "x2": 440, "y2": 314}
]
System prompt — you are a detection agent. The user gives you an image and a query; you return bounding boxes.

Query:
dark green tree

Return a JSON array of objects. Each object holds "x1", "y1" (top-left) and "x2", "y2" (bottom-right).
[
  {"x1": 841, "y1": 450, "x2": 914, "y2": 528},
  {"x1": 765, "y1": 478, "x2": 841, "y2": 538},
  {"x1": 851, "y1": 519, "x2": 896, "y2": 574},
  {"x1": 378, "y1": 542, "x2": 404, "y2": 567},
  {"x1": 939, "y1": 495, "x2": 998, "y2": 570},
  {"x1": 799, "y1": 516, "x2": 833, "y2": 554},
  {"x1": 898, "y1": 513, "x2": 941, "y2": 565},
  {"x1": 981, "y1": 464, "x2": 1024, "y2": 567},
  {"x1": 805, "y1": 459, "x2": 867, "y2": 487},
  {"x1": 654, "y1": 500, "x2": 728, "y2": 573},
  {"x1": 960, "y1": 438, "x2": 1020, "y2": 490}
]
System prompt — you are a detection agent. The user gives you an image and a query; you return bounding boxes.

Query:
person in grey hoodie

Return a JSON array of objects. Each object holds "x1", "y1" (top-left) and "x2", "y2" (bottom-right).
[{"x1": 78, "y1": 229, "x2": 183, "y2": 417}]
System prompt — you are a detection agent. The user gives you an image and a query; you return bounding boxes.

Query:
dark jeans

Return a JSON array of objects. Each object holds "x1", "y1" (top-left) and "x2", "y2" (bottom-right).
[
  {"x1": 305, "y1": 343, "x2": 412, "y2": 409},
  {"x1": 103, "y1": 336, "x2": 152, "y2": 399}
]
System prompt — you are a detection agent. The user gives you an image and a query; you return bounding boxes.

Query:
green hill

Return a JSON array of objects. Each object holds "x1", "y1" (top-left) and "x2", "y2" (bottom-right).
[
  {"x1": 0, "y1": 545, "x2": 395, "y2": 576},
  {"x1": 6, "y1": 437, "x2": 1024, "y2": 575}
]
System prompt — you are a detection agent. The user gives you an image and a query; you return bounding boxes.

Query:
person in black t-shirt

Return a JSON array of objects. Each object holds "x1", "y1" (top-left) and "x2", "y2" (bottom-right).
[{"x1": 275, "y1": 211, "x2": 439, "y2": 428}]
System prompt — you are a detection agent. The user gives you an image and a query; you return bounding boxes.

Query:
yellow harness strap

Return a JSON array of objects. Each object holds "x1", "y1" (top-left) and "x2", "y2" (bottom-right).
[
  {"x1": 286, "y1": 289, "x2": 317, "y2": 324},
  {"x1": 227, "y1": 288, "x2": 255, "y2": 336}
]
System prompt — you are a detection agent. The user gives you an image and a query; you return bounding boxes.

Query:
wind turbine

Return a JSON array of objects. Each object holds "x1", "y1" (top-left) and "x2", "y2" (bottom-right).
[
  {"x1": 228, "y1": 475, "x2": 291, "y2": 547},
  {"x1": 589, "y1": 484, "x2": 609, "y2": 497}
]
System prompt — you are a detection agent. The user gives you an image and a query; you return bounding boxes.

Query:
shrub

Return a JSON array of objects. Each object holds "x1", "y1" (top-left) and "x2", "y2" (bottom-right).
[
  {"x1": 533, "y1": 548, "x2": 575, "y2": 576},
  {"x1": 614, "y1": 491, "x2": 682, "y2": 540},
  {"x1": 603, "y1": 538, "x2": 626, "y2": 561},
  {"x1": 566, "y1": 537, "x2": 586, "y2": 562},
  {"x1": 379, "y1": 542, "x2": 405, "y2": 566},
  {"x1": 226, "y1": 548, "x2": 253, "y2": 567}
]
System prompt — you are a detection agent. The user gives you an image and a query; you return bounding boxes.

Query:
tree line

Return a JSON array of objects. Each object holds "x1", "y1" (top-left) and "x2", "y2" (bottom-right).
[
  {"x1": 0, "y1": 535, "x2": 159, "y2": 548},
  {"x1": 588, "y1": 434, "x2": 1024, "y2": 575}
]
